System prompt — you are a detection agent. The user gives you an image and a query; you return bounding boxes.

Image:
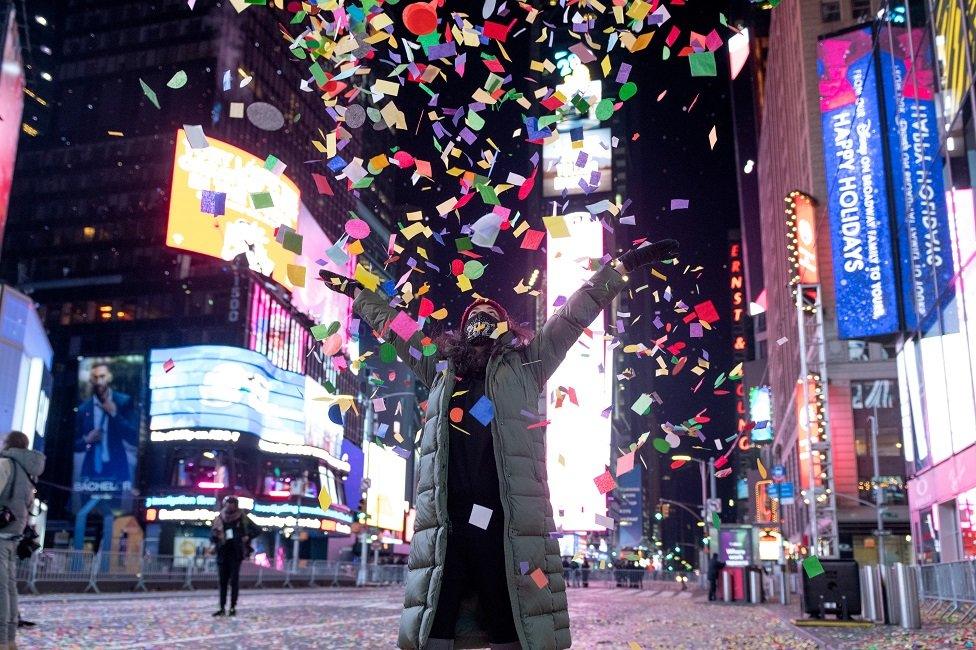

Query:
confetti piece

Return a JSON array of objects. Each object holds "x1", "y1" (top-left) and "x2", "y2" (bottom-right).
[
  {"x1": 593, "y1": 470, "x2": 617, "y2": 495},
  {"x1": 530, "y1": 568, "x2": 548, "y2": 589},
  {"x1": 469, "y1": 396, "x2": 495, "y2": 426},
  {"x1": 595, "y1": 513, "x2": 615, "y2": 529},
  {"x1": 163, "y1": 358, "x2": 175, "y2": 373},
  {"x1": 138, "y1": 78, "x2": 160, "y2": 109},
  {"x1": 777, "y1": 337, "x2": 789, "y2": 345},
  {"x1": 389, "y1": 311, "x2": 420, "y2": 341},
  {"x1": 708, "y1": 125, "x2": 718, "y2": 150},
  {"x1": 345, "y1": 219, "x2": 371, "y2": 240},
  {"x1": 318, "y1": 486, "x2": 332, "y2": 511},
  {"x1": 802, "y1": 556, "x2": 825, "y2": 579},
  {"x1": 246, "y1": 102, "x2": 285, "y2": 131},
  {"x1": 166, "y1": 70, "x2": 187, "y2": 89},
  {"x1": 469, "y1": 504, "x2": 493, "y2": 530},
  {"x1": 616, "y1": 451, "x2": 636, "y2": 477}
]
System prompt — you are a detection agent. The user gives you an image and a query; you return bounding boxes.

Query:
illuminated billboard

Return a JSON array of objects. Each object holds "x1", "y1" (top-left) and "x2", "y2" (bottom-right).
[
  {"x1": 74, "y1": 356, "x2": 144, "y2": 509},
  {"x1": 0, "y1": 7, "x2": 23, "y2": 246},
  {"x1": 880, "y1": 25, "x2": 955, "y2": 332},
  {"x1": 795, "y1": 375, "x2": 825, "y2": 493},
  {"x1": 546, "y1": 212, "x2": 610, "y2": 532},
  {"x1": 749, "y1": 386, "x2": 773, "y2": 444},
  {"x1": 148, "y1": 346, "x2": 343, "y2": 459},
  {"x1": 786, "y1": 192, "x2": 819, "y2": 286},
  {"x1": 292, "y1": 202, "x2": 355, "y2": 339},
  {"x1": 166, "y1": 129, "x2": 301, "y2": 288},
  {"x1": 364, "y1": 442, "x2": 406, "y2": 533},
  {"x1": 818, "y1": 27, "x2": 901, "y2": 338},
  {"x1": 542, "y1": 128, "x2": 612, "y2": 196}
]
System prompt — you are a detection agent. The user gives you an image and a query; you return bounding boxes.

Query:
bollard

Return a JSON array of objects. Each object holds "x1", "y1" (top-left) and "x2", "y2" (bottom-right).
[
  {"x1": 778, "y1": 569, "x2": 789, "y2": 605},
  {"x1": 884, "y1": 564, "x2": 900, "y2": 626},
  {"x1": 895, "y1": 563, "x2": 921, "y2": 629},
  {"x1": 860, "y1": 565, "x2": 885, "y2": 623},
  {"x1": 749, "y1": 570, "x2": 762, "y2": 604},
  {"x1": 722, "y1": 570, "x2": 733, "y2": 602}
]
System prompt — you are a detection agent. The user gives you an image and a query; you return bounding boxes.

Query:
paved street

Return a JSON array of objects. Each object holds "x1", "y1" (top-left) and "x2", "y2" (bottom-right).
[
  {"x1": 15, "y1": 584, "x2": 975, "y2": 649},
  {"x1": 12, "y1": 585, "x2": 817, "y2": 649}
]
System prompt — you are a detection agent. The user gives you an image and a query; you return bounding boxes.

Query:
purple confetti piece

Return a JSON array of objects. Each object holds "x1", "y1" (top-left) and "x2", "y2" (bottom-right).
[
  {"x1": 670, "y1": 199, "x2": 690, "y2": 210},
  {"x1": 616, "y1": 63, "x2": 632, "y2": 84}
]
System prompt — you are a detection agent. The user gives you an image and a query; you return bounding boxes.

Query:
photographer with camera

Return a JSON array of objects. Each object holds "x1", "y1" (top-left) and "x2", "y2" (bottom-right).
[{"x1": 0, "y1": 431, "x2": 45, "y2": 649}]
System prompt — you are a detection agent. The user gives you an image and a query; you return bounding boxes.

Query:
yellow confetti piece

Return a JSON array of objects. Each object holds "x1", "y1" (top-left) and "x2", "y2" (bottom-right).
[
  {"x1": 542, "y1": 215, "x2": 570, "y2": 238},
  {"x1": 354, "y1": 263, "x2": 380, "y2": 291},
  {"x1": 318, "y1": 486, "x2": 332, "y2": 511},
  {"x1": 286, "y1": 264, "x2": 306, "y2": 288},
  {"x1": 757, "y1": 459, "x2": 768, "y2": 480}
]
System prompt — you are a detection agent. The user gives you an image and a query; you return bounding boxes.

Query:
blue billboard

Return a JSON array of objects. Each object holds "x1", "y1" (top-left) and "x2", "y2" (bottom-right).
[
  {"x1": 616, "y1": 463, "x2": 644, "y2": 548},
  {"x1": 818, "y1": 26, "x2": 902, "y2": 338},
  {"x1": 880, "y1": 25, "x2": 955, "y2": 334}
]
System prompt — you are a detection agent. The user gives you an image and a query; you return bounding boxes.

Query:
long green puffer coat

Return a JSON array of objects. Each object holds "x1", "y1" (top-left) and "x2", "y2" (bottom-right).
[{"x1": 353, "y1": 263, "x2": 627, "y2": 650}]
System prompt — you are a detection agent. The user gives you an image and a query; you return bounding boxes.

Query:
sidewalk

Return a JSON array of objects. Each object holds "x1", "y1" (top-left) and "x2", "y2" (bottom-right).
[{"x1": 763, "y1": 600, "x2": 976, "y2": 649}]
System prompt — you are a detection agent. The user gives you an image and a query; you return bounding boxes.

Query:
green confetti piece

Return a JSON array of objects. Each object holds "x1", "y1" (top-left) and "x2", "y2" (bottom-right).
[
  {"x1": 662, "y1": 46, "x2": 670, "y2": 61},
  {"x1": 595, "y1": 98, "x2": 614, "y2": 121},
  {"x1": 619, "y1": 81, "x2": 638, "y2": 101},
  {"x1": 463, "y1": 260, "x2": 485, "y2": 280},
  {"x1": 712, "y1": 513, "x2": 721, "y2": 529},
  {"x1": 310, "y1": 324, "x2": 330, "y2": 341},
  {"x1": 166, "y1": 70, "x2": 187, "y2": 89},
  {"x1": 455, "y1": 236, "x2": 473, "y2": 252},
  {"x1": 326, "y1": 321, "x2": 341, "y2": 337},
  {"x1": 802, "y1": 556, "x2": 825, "y2": 579},
  {"x1": 422, "y1": 343, "x2": 438, "y2": 357},
  {"x1": 689, "y1": 51, "x2": 717, "y2": 77},
  {"x1": 323, "y1": 380, "x2": 336, "y2": 394},
  {"x1": 379, "y1": 342, "x2": 398, "y2": 363},
  {"x1": 251, "y1": 192, "x2": 274, "y2": 209},
  {"x1": 139, "y1": 78, "x2": 160, "y2": 109},
  {"x1": 652, "y1": 438, "x2": 671, "y2": 454}
]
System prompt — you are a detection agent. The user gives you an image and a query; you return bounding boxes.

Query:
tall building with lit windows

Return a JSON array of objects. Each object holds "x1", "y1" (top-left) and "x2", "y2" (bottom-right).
[
  {"x1": 731, "y1": 0, "x2": 913, "y2": 565},
  {"x1": 0, "y1": 0, "x2": 400, "y2": 559}
]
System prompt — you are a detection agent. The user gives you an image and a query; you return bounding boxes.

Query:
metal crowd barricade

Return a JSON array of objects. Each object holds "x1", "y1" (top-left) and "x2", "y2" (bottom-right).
[
  {"x1": 917, "y1": 559, "x2": 976, "y2": 624},
  {"x1": 15, "y1": 549, "x2": 408, "y2": 593},
  {"x1": 23, "y1": 549, "x2": 97, "y2": 594}
]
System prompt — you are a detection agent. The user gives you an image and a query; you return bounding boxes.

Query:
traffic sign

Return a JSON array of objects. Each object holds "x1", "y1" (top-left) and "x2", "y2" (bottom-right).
[{"x1": 771, "y1": 465, "x2": 786, "y2": 482}]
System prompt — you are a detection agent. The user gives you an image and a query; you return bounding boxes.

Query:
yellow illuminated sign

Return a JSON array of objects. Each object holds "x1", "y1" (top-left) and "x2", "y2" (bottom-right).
[{"x1": 166, "y1": 129, "x2": 301, "y2": 288}]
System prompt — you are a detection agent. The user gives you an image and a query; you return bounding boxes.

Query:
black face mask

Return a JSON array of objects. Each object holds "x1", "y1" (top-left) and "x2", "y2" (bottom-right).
[{"x1": 464, "y1": 312, "x2": 498, "y2": 344}]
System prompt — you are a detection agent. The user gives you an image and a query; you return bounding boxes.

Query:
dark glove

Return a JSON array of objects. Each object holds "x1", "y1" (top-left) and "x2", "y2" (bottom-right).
[
  {"x1": 319, "y1": 269, "x2": 360, "y2": 297},
  {"x1": 618, "y1": 239, "x2": 679, "y2": 272}
]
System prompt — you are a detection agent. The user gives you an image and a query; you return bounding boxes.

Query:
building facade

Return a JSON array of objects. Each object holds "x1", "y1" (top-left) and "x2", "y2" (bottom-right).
[
  {"x1": 744, "y1": 0, "x2": 913, "y2": 564},
  {"x1": 897, "y1": 0, "x2": 976, "y2": 564}
]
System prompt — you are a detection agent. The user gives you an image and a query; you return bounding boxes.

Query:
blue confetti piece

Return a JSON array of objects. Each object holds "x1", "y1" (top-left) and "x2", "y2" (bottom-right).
[{"x1": 469, "y1": 396, "x2": 494, "y2": 427}]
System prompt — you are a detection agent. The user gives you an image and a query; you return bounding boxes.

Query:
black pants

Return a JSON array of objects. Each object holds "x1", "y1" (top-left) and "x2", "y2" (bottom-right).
[
  {"x1": 708, "y1": 578, "x2": 717, "y2": 601},
  {"x1": 218, "y1": 560, "x2": 241, "y2": 609},
  {"x1": 429, "y1": 517, "x2": 518, "y2": 644}
]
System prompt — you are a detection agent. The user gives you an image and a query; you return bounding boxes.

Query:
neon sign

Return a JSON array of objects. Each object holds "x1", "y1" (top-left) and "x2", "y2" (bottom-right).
[
  {"x1": 729, "y1": 240, "x2": 748, "y2": 433},
  {"x1": 785, "y1": 191, "x2": 820, "y2": 288},
  {"x1": 151, "y1": 429, "x2": 241, "y2": 443}
]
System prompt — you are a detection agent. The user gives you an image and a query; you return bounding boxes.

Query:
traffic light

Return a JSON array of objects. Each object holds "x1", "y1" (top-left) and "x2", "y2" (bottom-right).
[{"x1": 356, "y1": 496, "x2": 368, "y2": 524}]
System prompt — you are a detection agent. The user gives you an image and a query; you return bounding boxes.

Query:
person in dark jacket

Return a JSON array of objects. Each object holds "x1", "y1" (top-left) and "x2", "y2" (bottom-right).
[
  {"x1": 321, "y1": 237, "x2": 678, "y2": 650},
  {"x1": 0, "y1": 431, "x2": 45, "y2": 648},
  {"x1": 581, "y1": 558, "x2": 590, "y2": 588},
  {"x1": 210, "y1": 496, "x2": 252, "y2": 617},
  {"x1": 707, "y1": 553, "x2": 726, "y2": 601}
]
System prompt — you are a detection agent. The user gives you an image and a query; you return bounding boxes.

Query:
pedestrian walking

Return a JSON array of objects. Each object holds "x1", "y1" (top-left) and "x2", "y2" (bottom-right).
[
  {"x1": 210, "y1": 496, "x2": 252, "y2": 617},
  {"x1": 0, "y1": 431, "x2": 45, "y2": 650},
  {"x1": 581, "y1": 558, "x2": 590, "y2": 588},
  {"x1": 562, "y1": 558, "x2": 571, "y2": 586},
  {"x1": 570, "y1": 558, "x2": 582, "y2": 588},
  {"x1": 321, "y1": 238, "x2": 679, "y2": 650},
  {"x1": 707, "y1": 553, "x2": 726, "y2": 601}
]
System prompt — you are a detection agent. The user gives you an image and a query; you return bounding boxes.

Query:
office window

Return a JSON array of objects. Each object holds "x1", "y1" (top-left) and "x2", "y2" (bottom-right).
[
  {"x1": 821, "y1": 0, "x2": 841, "y2": 22},
  {"x1": 851, "y1": 0, "x2": 872, "y2": 20}
]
